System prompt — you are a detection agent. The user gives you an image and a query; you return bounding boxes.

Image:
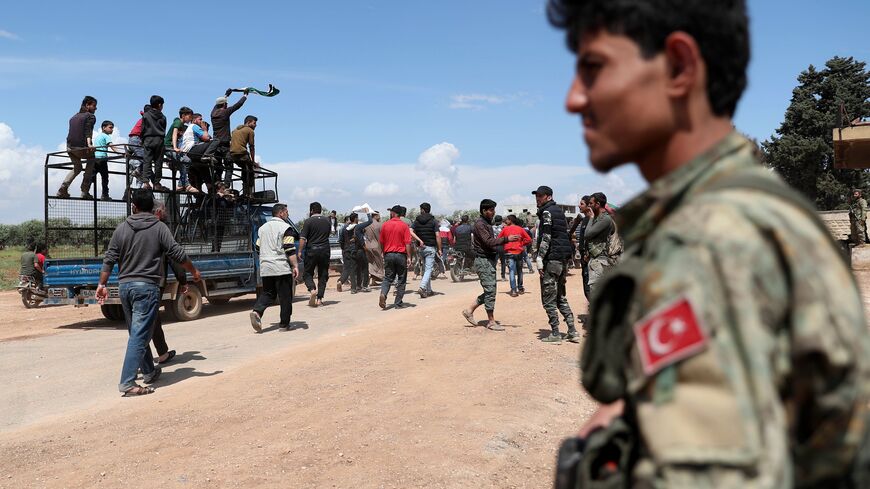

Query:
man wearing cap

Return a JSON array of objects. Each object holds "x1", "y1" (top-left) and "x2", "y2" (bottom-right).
[
  {"x1": 462, "y1": 199, "x2": 520, "y2": 330},
  {"x1": 210, "y1": 88, "x2": 248, "y2": 184},
  {"x1": 533, "y1": 185, "x2": 578, "y2": 343},
  {"x1": 378, "y1": 205, "x2": 413, "y2": 309}
]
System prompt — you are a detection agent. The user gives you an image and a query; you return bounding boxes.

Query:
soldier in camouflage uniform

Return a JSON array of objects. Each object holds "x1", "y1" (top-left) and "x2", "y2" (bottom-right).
[
  {"x1": 849, "y1": 189, "x2": 868, "y2": 245},
  {"x1": 548, "y1": 0, "x2": 870, "y2": 487},
  {"x1": 583, "y1": 192, "x2": 615, "y2": 293},
  {"x1": 532, "y1": 186, "x2": 579, "y2": 343}
]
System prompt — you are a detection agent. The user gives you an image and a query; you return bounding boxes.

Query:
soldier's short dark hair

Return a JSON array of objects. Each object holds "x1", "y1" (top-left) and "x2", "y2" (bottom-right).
[
  {"x1": 244, "y1": 115, "x2": 258, "y2": 124},
  {"x1": 179, "y1": 107, "x2": 193, "y2": 117},
  {"x1": 132, "y1": 189, "x2": 155, "y2": 213},
  {"x1": 310, "y1": 202, "x2": 322, "y2": 214},
  {"x1": 420, "y1": 202, "x2": 431, "y2": 213},
  {"x1": 150, "y1": 95, "x2": 164, "y2": 108},
  {"x1": 272, "y1": 204, "x2": 288, "y2": 216},
  {"x1": 591, "y1": 192, "x2": 607, "y2": 207},
  {"x1": 348, "y1": 212, "x2": 358, "y2": 223},
  {"x1": 546, "y1": 0, "x2": 749, "y2": 117}
]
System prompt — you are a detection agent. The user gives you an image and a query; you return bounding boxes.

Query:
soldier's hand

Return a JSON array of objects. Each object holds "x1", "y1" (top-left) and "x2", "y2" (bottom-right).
[
  {"x1": 535, "y1": 257, "x2": 544, "y2": 274},
  {"x1": 578, "y1": 400, "x2": 625, "y2": 438}
]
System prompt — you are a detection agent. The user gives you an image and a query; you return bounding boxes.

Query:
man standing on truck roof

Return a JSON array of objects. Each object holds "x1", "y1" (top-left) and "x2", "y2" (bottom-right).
[
  {"x1": 297, "y1": 201, "x2": 332, "y2": 308},
  {"x1": 96, "y1": 189, "x2": 201, "y2": 397},
  {"x1": 230, "y1": 115, "x2": 258, "y2": 197},
  {"x1": 250, "y1": 203, "x2": 299, "y2": 333},
  {"x1": 211, "y1": 88, "x2": 248, "y2": 185},
  {"x1": 140, "y1": 96, "x2": 168, "y2": 191},
  {"x1": 56, "y1": 96, "x2": 97, "y2": 199}
]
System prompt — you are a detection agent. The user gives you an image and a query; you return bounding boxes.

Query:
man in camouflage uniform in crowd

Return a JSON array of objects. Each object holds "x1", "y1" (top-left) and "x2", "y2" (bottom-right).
[
  {"x1": 532, "y1": 185, "x2": 579, "y2": 343},
  {"x1": 548, "y1": 0, "x2": 870, "y2": 487},
  {"x1": 583, "y1": 191, "x2": 614, "y2": 293},
  {"x1": 850, "y1": 188, "x2": 868, "y2": 245}
]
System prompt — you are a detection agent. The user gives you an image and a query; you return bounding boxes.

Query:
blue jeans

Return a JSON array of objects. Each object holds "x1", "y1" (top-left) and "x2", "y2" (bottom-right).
[
  {"x1": 521, "y1": 250, "x2": 534, "y2": 272},
  {"x1": 118, "y1": 281, "x2": 160, "y2": 392},
  {"x1": 166, "y1": 150, "x2": 189, "y2": 187},
  {"x1": 419, "y1": 245, "x2": 436, "y2": 292},
  {"x1": 508, "y1": 253, "x2": 524, "y2": 292}
]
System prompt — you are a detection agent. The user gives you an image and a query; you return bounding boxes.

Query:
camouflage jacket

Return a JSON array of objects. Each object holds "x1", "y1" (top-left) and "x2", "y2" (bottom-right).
[
  {"x1": 582, "y1": 132, "x2": 870, "y2": 488},
  {"x1": 584, "y1": 212, "x2": 614, "y2": 258},
  {"x1": 850, "y1": 197, "x2": 868, "y2": 221}
]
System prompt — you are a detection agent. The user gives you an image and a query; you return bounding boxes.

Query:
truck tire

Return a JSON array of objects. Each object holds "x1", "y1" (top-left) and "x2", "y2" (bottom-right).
[
  {"x1": 171, "y1": 285, "x2": 203, "y2": 321},
  {"x1": 100, "y1": 304, "x2": 123, "y2": 321},
  {"x1": 207, "y1": 296, "x2": 230, "y2": 305}
]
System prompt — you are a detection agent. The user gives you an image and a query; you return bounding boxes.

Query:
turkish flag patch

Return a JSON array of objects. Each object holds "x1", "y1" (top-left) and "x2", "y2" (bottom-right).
[{"x1": 633, "y1": 296, "x2": 708, "y2": 376}]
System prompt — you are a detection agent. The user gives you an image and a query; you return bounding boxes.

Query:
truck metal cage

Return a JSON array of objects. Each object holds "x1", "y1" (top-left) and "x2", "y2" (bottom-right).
[{"x1": 44, "y1": 145, "x2": 278, "y2": 258}]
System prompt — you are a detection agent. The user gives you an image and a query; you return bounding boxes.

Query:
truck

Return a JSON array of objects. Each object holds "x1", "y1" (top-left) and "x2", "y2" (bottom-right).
[{"x1": 41, "y1": 146, "x2": 300, "y2": 321}]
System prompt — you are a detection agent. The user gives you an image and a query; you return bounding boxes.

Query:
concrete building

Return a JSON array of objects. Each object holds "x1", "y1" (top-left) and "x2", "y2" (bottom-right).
[{"x1": 501, "y1": 202, "x2": 578, "y2": 221}]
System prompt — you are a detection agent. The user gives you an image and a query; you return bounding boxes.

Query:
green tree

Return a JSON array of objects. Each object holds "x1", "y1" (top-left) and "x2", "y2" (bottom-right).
[{"x1": 763, "y1": 56, "x2": 870, "y2": 210}]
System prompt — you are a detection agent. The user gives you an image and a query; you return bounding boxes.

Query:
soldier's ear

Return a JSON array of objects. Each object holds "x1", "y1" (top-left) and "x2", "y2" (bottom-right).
[{"x1": 663, "y1": 31, "x2": 703, "y2": 101}]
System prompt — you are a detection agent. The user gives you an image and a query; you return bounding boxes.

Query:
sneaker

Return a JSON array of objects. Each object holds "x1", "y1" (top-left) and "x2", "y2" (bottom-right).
[
  {"x1": 362, "y1": 287, "x2": 371, "y2": 293},
  {"x1": 394, "y1": 301, "x2": 410, "y2": 309},
  {"x1": 541, "y1": 333, "x2": 562, "y2": 343},
  {"x1": 351, "y1": 289, "x2": 359, "y2": 294},
  {"x1": 100, "y1": 193, "x2": 110, "y2": 201},
  {"x1": 308, "y1": 291, "x2": 317, "y2": 307},
  {"x1": 564, "y1": 330, "x2": 581, "y2": 343},
  {"x1": 143, "y1": 367, "x2": 162, "y2": 384},
  {"x1": 80, "y1": 191, "x2": 94, "y2": 200},
  {"x1": 518, "y1": 288, "x2": 525, "y2": 294},
  {"x1": 418, "y1": 288, "x2": 428, "y2": 298},
  {"x1": 278, "y1": 324, "x2": 290, "y2": 332},
  {"x1": 461, "y1": 309, "x2": 477, "y2": 327},
  {"x1": 510, "y1": 290, "x2": 518, "y2": 298},
  {"x1": 379, "y1": 294, "x2": 387, "y2": 309},
  {"x1": 249, "y1": 311, "x2": 262, "y2": 333},
  {"x1": 56, "y1": 187, "x2": 70, "y2": 198}
]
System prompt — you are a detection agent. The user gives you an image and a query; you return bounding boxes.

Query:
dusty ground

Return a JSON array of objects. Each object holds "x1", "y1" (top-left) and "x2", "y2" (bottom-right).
[{"x1": 0, "y1": 269, "x2": 596, "y2": 488}]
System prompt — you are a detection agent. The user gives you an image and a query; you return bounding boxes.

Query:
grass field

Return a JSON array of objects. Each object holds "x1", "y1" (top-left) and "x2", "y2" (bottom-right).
[{"x1": 0, "y1": 247, "x2": 24, "y2": 290}]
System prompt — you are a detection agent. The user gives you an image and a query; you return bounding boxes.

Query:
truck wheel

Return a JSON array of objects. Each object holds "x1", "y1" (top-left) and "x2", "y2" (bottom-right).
[
  {"x1": 100, "y1": 304, "x2": 123, "y2": 321},
  {"x1": 207, "y1": 297, "x2": 230, "y2": 305},
  {"x1": 172, "y1": 285, "x2": 203, "y2": 321}
]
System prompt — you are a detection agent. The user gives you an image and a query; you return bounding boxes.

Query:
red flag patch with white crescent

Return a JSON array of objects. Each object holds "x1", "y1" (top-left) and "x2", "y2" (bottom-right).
[{"x1": 633, "y1": 297, "x2": 708, "y2": 376}]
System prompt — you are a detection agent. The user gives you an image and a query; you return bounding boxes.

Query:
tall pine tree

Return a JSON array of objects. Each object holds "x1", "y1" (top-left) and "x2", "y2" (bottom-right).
[{"x1": 763, "y1": 56, "x2": 870, "y2": 210}]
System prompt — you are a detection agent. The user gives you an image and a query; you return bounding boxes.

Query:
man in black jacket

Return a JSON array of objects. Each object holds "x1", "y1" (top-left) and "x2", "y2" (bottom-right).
[
  {"x1": 533, "y1": 185, "x2": 578, "y2": 343},
  {"x1": 298, "y1": 201, "x2": 332, "y2": 307},
  {"x1": 141, "y1": 95, "x2": 168, "y2": 191},
  {"x1": 412, "y1": 202, "x2": 441, "y2": 298},
  {"x1": 210, "y1": 89, "x2": 248, "y2": 184}
]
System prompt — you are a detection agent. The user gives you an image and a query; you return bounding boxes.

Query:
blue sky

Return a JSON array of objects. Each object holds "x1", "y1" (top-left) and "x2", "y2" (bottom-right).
[{"x1": 0, "y1": 0, "x2": 868, "y2": 223}]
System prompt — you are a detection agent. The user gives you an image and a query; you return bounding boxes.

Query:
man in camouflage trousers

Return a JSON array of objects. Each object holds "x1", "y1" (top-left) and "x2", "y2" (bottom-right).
[
  {"x1": 462, "y1": 199, "x2": 519, "y2": 330},
  {"x1": 850, "y1": 189, "x2": 868, "y2": 245},
  {"x1": 532, "y1": 185, "x2": 579, "y2": 343},
  {"x1": 583, "y1": 192, "x2": 614, "y2": 293},
  {"x1": 548, "y1": 0, "x2": 870, "y2": 487}
]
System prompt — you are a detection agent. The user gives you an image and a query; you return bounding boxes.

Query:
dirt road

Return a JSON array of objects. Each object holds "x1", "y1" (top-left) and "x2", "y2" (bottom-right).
[{"x1": 0, "y1": 270, "x2": 595, "y2": 488}]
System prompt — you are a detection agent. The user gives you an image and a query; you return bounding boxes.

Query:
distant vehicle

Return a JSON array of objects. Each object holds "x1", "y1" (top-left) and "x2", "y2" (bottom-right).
[
  {"x1": 41, "y1": 147, "x2": 292, "y2": 321},
  {"x1": 17, "y1": 274, "x2": 46, "y2": 308}
]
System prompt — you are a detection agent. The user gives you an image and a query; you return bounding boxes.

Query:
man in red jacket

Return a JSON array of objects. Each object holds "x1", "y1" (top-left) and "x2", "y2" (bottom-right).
[{"x1": 498, "y1": 214, "x2": 532, "y2": 297}]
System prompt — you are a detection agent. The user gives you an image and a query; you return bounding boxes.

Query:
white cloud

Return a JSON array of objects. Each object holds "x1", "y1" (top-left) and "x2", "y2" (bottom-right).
[
  {"x1": 449, "y1": 92, "x2": 539, "y2": 110},
  {"x1": 0, "y1": 30, "x2": 20, "y2": 41},
  {"x1": 364, "y1": 181, "x2": 399, "y2": 197},
  {"x1": 449, "y1": 94, "x2": 505, "y2": 110},
  {"x1": 416, "y1": 142, "x2": 459, "y2": 208},
  {"x1": 0, "y1": 123, "x2": 50, "y2": 223},
  {"x1": 291, "y1": 186, "x2": 323, "y2": 200}
]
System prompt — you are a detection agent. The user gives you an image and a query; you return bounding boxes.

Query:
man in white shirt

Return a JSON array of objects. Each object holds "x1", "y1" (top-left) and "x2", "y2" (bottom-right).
[{"x1": 250, "y1": 204, "x2": 299, "y2": 333}]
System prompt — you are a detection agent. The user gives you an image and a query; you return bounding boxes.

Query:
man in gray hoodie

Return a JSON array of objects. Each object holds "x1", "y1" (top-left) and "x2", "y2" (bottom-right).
[{"x1": 97, "y1": 189, "x2": 200, "y2": 396}]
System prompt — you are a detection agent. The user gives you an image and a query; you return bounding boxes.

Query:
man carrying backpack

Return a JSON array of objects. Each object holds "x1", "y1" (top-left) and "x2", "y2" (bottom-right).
[
  {"x1": 583, "y1": 192, "x2": 615, "y2": 293},
  {"x1": 533, "y1": 186, "x2": 579, "y2": 343}
]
